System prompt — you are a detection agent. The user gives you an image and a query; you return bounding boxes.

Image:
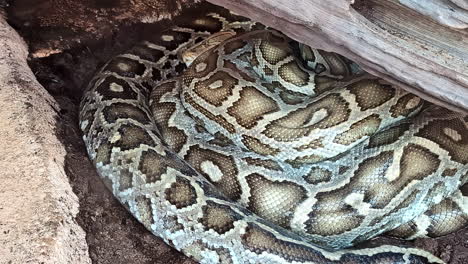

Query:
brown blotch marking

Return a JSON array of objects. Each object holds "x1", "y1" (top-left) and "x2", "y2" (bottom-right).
[
  {"x1": 425, "y1": 196, "x2": 468, "y2": 237},
  {"x1": 191, "y1": 242, "x2": 236, "y2": 264},
  {"x1": 333, "y1": 114, "x2": 382, "y2": 145},
  {"x1": 193, "y1": 71, "x2": 238, "y2": 106},
  {"x1": 237, "y1": 51, "x2": 252, "y2": 64},
  {"x1": 371, "y1": 190, "x2": 421, "y2": 237},
  {"x1": 262, "y1": 82, "x2": 278, "y2": 93},
  {"x1": 208, "y1": 132, "x2": 235, "y2": 147},
  {"x1": 185, "y1": 16, "x2": 223, "y2": 33},
  {"x1": 262, "y1": 80, "x2": 304, "y2": 94},
  {"x1": 95, "y1": 142, "x2": 112, "y2": 165},
  {"x1": 200, "y1": 201, "x2": 240, "y2": 234},
  {"x1": 241, "y1": 224, "x2": 329, "y2": 263},
  {"x1": 213, "y1": 248, "x2": 235, "y2": 264},
  {"x1": 166, "y1": 215, "x2": 185, "y2": 232},
  {"x1": 227, "y1": 86, "x2": 280, "y2": 129},
  {"x1": 80, "y1": 107, "x2": 97, "y2": 135},
  {"x1": 371, "y1": 145, "x2": 440, "y2": 208},
  {"x1": 367, "y1": 122, "x2": 410, "y2": 149},
  {"x1": 104, "y1": 57, "x2": 146, "y2": 78},
  {"x1": 305, "y1": 201, "x2": 364, "y2": 236},
  {"x1": 149, "y1": 79, "x2": 178, "y2": 102},
  {"x1": 313, "y1": 75, "x2": 342, "y2": 95},
  {"x1": 246, "y1": 173, "x2": 306, "y2": 228},
  {"x1": 195, "y1": 122, "x2": 208, "y2": 134},
  {"x1": 149, "y1": 80, "x2": 182, "y2": 141},
  {"x1": 442, "y1": 168, "x2": 458, "y2": 177},
  {"x1": 184, "y1": 92, "x2": 236, "y2": 133},
  {"x1": 134, "y1": 196, "x2": 155, "y2": 228},
  {"x1": 251, "y1": 50, "x2": 260, "y2": 66},
  {"x1": 279, "y1": 91, "x2": 305, "y2": 105},
  {"x1": 189, "y1": 114, "x2": 208, "y2": 134},
  {"x1": 339, "y1": 166, "x2": 350, "y2": 174},
  {"x1": 264, "y1": 94, "x2": 350, "y2": 142},
  {"x1": 150, "y1": 101, "x2": 187, "y2": 152},
  {"x1": 390, "y1": 183, "x2": 468, "y2": 238},
  {"x1": 259, "y1": 34, "x2": 290, "y2": 65},
  {"x1": 150, "y1": 68, "x2": 163, "y2": 82},
  {"x1": 261, "y1": 81, "x2": 305, "y2": 105},
  {"x1": 355, "y1": 152, "x2": 396, "y2": 209},
  {"x1": 242, "y1": 135, "x2": 280, "y2": 156},
  {"x1": 390, "y1": 94, "x2": 423, "y2": 117},
  {"x1": 294, "y1": 137, "x2": 325, "y2": 151},
  {"x1": 243, "y1": 157, "x2": 283, "y2": 171},
  {"x1": 102, "y1": 102, "x2": 150, "y2": 125},
  {"x1": 305, "y1": 151, "x2": 415, "y2": 235},
  {"x1": 223, "y1": 38, "x2": 248, "y2": 54},
  {"x1": 113, "y1": 124, "x2": 155, "y2": 151},
  {"x1": 241, "y1": 208, "x2": 413, "y2": 263},
  {"x1": 386, "y1": 221, "x2": 418, "y2": 238},
  {"x1": 389, "y1": 187, "x2": 468, "y2": 239},
  {"x1": 129, "y1": 44, "x2": 165, "y2": 62},
  {"x1": 278, "y1": 61, "x2": 309, "y2": 86},
  {"x1": 304, "y1": 168, "x2": 333, "y2": 184},
  {"x1": 416, "y1": 118, "x2": 468, "y2": 164},
  {"x1": 223, "y1": 60, "x2": 257, "y2": 82},
  {"x1": 347, "y1": 79, "x2": 395, "y2": 111},
  {"x1": 152, "y1": 30, "x2": 193, "y2": 51},
  {"x1": 263, "y1": 66, "x2": 274, "y2": 75},
  {"x1": 165, "y1": 177, "x2": 197, "y2": 209},
  {"x1": 95, "y1": 76, "x2": 139, "y2": 101},
  {"x1": 138, "y1": 148, "x2": 186, "y2": 184},
  {"x1": 185, "y1": 145, "x2": 241, "y2": 201},
  {"x1": 318, "y1": 50, "x2": 352, "y2": 77},
  {"x1": 461, "y1": 182, "x2": 468, "y2": 197},
  {"x1": 286, "y1": 154, "x2": 326, "y2": 166},
  {"x1": 118, "y1": 168, "x2": 134, "y2": 191},
  {"x1": 140, "y1": 80, "x2": 153, "y2": 93}
]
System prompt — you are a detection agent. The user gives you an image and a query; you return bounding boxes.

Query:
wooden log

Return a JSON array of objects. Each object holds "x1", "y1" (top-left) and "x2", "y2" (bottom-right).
[
  {"x1": 207, "y1": 0, "x2": 468, "y2": 113},
  {"x1": 400, "y1": 0, "x2": 468, "y2": 28}
]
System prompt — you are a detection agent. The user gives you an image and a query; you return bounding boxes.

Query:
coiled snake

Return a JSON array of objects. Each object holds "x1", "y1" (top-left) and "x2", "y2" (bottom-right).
[{"x1": 79, "y1": 7, "x2": 468, "y2": 264}]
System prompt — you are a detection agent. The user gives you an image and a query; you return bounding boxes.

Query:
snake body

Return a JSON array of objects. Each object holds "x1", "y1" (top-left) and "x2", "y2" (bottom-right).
[{"x1": 79, "y1": 7, "x2": 468, "y2": 264}]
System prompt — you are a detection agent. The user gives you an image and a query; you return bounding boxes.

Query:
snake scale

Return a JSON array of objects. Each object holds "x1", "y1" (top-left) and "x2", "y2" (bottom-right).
[{"x1": 79, "y1": 6, "x2": 468, "y2": 264}]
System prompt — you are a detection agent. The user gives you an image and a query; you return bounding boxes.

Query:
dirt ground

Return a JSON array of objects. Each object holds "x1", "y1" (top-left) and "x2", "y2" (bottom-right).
[{"x1": 4, "y1": 0, "x2": 468, "y2": 263}]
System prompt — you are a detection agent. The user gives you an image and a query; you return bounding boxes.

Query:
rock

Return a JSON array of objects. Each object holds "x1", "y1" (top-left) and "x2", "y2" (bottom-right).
[{"x1": 0, "y1": 16, "x2": 90, "y2": 263}]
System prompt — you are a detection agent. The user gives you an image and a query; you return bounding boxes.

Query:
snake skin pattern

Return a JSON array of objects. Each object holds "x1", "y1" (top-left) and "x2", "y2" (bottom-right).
[{"x1": 79, "y1": 7, "x2": 468, "y2": 264}]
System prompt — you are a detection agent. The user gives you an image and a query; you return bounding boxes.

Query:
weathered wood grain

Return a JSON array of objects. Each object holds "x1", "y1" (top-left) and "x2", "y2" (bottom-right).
[
  {"x1": 208, "y1": 0, "x2": 468, "y2": 113},
  {"x1": 400, "y1": 0, "x2": 468, "y2": 28}
]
